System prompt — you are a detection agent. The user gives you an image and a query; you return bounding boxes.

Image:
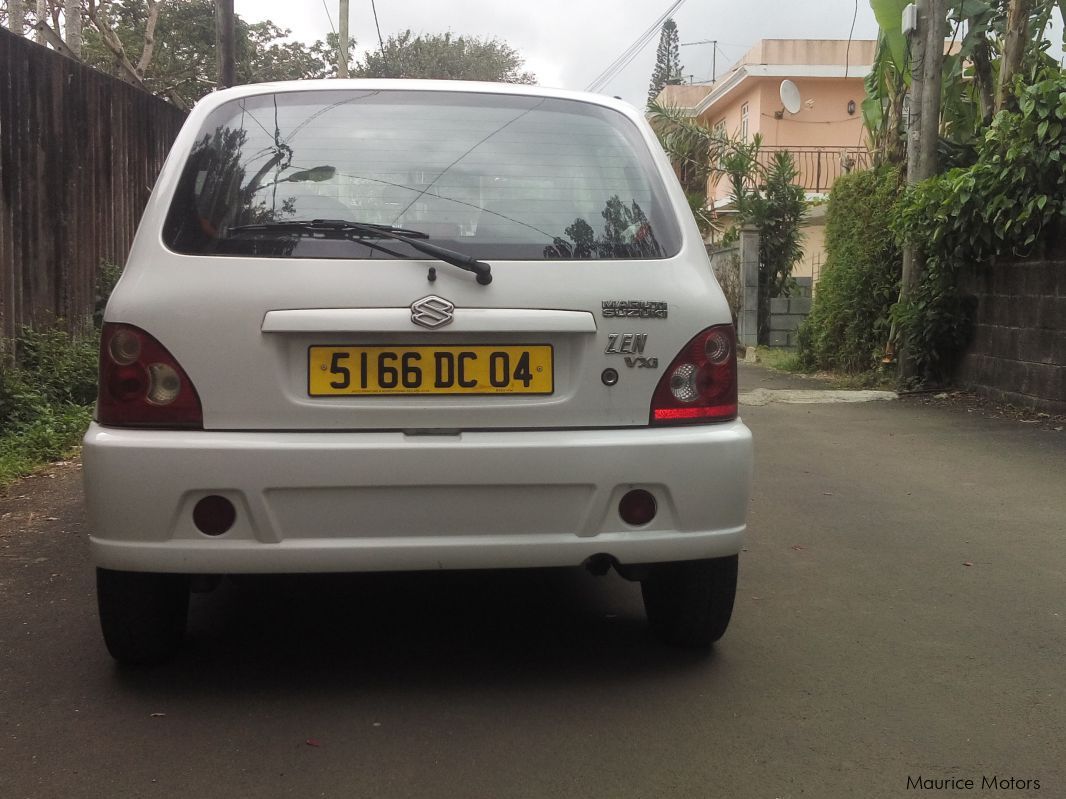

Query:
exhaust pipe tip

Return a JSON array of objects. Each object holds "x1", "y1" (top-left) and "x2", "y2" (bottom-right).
[{"x1": 584, "y1": 553, "x2": 616, "y2": 576}]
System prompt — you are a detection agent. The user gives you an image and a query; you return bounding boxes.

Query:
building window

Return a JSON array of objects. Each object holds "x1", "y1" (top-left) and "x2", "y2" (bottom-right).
[{"x1": 740, "y1": 103, "x2": 749, "y2": 140}]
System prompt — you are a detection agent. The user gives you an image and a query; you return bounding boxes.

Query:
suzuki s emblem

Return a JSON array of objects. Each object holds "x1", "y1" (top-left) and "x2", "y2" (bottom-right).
[{"x1": 410, "y1": 295, "x2": 455, "y2": 329}]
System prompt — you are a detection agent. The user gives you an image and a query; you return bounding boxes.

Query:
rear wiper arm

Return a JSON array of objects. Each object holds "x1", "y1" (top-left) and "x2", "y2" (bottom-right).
[
  {"x1": 229, "y1": 219, "x2": 431, "y2": 239},
  {"x1": 227, "y1": 219, "x2": 493, "y2": 285}
]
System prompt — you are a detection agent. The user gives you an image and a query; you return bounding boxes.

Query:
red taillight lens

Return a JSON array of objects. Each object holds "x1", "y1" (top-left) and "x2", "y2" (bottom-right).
[
  {"x1": 650, "y1": 324, "x2": 737, "y2": 425},
  {"x1": 97, "y1": 323, "x2": 203, "y2": 428}
]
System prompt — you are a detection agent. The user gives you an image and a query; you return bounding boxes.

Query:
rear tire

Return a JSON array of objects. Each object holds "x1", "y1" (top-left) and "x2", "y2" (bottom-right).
[
  {"x1": 97, "y1": 568, "x2": 190, "y2": 665},
  {"x1": 641, "y1": 555, "x2": 738, "y2": 648}
]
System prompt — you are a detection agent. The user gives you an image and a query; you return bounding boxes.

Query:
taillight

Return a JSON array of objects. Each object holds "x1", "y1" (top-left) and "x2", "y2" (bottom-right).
[
  {"x1": 97, "y1": 323, "x2": 203, "y2": 428},
  {"x1": 650, "y1": 324, "x2": 737, "y2": 425}
]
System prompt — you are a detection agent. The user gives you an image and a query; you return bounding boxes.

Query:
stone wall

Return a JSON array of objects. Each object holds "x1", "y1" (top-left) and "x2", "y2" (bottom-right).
[
  {"x1": 768, "y1": 291, "x2": 812, "y2": 347},
  {"x1": 708, "y1": 232, "x2": 814, "y2": 348},
  {"x1": 956, "y1": 257, "x2": 1066, "y2": 414}
]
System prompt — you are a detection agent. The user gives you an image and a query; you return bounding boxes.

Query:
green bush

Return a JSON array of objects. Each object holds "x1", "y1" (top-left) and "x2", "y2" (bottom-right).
[
  {"x1": 797, "y1": 166, "x2": 903, "y2": 373},
  {"x1": 0, "y1": 261, "x2": 119, "y2": 482},
  {"x1": 94, "y1": 262, "x2": 123, "y2": 329},
  {"x1": 893, "y1": 71, "x2": 1066, "y2": 380},
  {"x1": 0, "y1": 325, "x2": 100, "y2": 479},
  {"x1": 13, "y1": 328, "x2": 99, "y2": 407}
]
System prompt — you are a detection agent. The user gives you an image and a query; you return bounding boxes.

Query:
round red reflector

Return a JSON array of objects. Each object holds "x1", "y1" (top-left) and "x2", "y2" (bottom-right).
[
  {"x1": 193, "y1": 495, "x2": 236, "y2": 536},
  {"x1": 619, "y1": 489, "x2": 657, "y2": 526},
  {"x1": 107, "y1": 365, "x2": 146, "y2": 401}
]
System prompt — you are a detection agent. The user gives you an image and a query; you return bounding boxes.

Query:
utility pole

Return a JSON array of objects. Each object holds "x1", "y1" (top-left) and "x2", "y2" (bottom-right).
[
  {"x1": 8, "y1": 0, "x2": 26, "y2": 35},
  {"x1": 898, "y1": 0, "x2": 927, "y2": 343},
  {"x1": 65, "y1": 0, "x2": 82, "y2": 57},
  {"x1": 918, "y1": 0, "x2": 947, "y2": 180},
  {"x1": 34, "y1": 0, "x2": 46, "y2": 44},
  {"x1": 337, "y1": 0, "x2": 350, "y2": 78},
  {"x1": 215, "y1": 0, "x2": 235, "y2": 89},
  {"x1": 893, "y1": 0, "x2": 947, "y2": 379}
]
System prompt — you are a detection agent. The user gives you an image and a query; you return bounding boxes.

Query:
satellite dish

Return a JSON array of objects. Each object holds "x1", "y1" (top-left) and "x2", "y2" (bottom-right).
[{"x1": 779, "y1": 80, "x2": 802, "y2": 115}]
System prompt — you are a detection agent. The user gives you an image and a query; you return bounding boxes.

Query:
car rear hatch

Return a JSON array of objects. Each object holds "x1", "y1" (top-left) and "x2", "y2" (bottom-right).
[
  {"x1": 106, "y1": 83, "x2": 732, "y2": 432},
  {"x1": 112, "y1": 255, "x2": 731, "y2": 429}
]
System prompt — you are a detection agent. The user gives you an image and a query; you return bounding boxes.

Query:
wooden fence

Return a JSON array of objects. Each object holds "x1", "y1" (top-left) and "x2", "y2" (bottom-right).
[{"x1": 0, "y1": 27, "x2": 186, "y2": 347}]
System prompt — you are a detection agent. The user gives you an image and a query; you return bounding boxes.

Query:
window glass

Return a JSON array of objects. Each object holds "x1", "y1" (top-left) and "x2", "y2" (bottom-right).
[{"x1": 163, "y1": 90, "x2": 682, "y2": 260}]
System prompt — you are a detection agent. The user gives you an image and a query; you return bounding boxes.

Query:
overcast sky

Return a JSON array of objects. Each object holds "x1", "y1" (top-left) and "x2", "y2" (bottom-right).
[{"x1": 233, "y1": 0, "x2": 883, "y2": 108}]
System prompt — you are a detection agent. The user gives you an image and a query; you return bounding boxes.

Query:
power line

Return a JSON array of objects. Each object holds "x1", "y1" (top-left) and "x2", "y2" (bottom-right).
[
  {"x1": 369, "y1": 0, "x2": 387, "y2": 64},
  {"x1": 844, "y1": 0, "x2": 858, "y2": 78},
  {"x1": 320, "y1": 0, "x2": 336, "y2": 35},
  {"x1": 585, "y1": 0, "x2": 688, "y2": 92},
  {"x1": 588, "y1": 0, "x2": 686, "y2": 92}
]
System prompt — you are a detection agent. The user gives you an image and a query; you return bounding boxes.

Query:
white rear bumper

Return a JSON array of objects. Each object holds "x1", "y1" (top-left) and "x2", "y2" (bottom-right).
[{"x1": 83, "y1": 421, "x2": 752, "y2": 573}]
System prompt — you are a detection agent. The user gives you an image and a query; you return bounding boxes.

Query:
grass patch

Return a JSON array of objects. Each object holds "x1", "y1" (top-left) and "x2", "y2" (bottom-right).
[
  {"x1": 0, "y1": 327, "x2": 100, "y2": 486},
  {"x1": 756, "y1": 347, "x2": 809, "y2": 374},
  {"x1": 0, "y1": 404, "x2": 92, "y2": 484},
  {"x1": 825, "y1": 370, "x2": 896, "y2": 391},
  {"x1": 757, "y1": 346, "x2": 895, "y2": 390}
]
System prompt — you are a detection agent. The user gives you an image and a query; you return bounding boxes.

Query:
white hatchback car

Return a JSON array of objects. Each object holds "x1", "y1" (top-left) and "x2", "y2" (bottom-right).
[{"x1": 84, "y1": 80, "x2": 753, "y2": 664}]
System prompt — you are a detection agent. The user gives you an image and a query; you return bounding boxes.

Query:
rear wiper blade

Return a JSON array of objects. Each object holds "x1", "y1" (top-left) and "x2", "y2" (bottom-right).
[
  {"x1": 227, "y1": 219, "x2": 492, "y2": 285},
  {"x1": 228, "y1": 219, "x2": 430, "y2": 238}
]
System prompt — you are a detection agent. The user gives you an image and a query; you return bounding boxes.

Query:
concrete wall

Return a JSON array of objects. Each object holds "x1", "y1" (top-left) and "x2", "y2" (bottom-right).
[
  {"x1": 956, "y1": 258, "x2": 1066, "y2": 414},
  {"x1": 708, "y1": 245, "x2": 739, "y2": 277},
  {"x1": 768, "y1": 292, "x2": 812, "y2": 347}
]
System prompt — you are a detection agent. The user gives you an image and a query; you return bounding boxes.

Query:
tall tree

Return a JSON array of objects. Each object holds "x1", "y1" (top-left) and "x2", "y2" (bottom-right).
[
  {"x1": 80, "y1": 1, "x2": 336, "y2": 107},
  {"x1": 84, "y1": 0, "x2": 162, "y2": 88},
  {"x1": 355, "y1": 30, "x2": 535, "y2": 83},
  {"x1": 647, "y1": 17, "x2": 682, "y2": 106}
]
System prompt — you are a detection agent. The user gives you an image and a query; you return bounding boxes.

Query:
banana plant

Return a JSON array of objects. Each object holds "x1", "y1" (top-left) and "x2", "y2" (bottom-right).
[{"x1": 864, "y1": 0, "x2": 1064, "y2": 165}]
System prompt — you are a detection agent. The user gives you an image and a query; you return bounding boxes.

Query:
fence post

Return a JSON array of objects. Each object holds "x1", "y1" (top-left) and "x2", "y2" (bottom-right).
[{"x1": 737, "y1": 225, "x2": 760, "y2": 348}]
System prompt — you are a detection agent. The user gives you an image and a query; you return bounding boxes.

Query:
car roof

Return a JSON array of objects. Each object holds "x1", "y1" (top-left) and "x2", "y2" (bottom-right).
[{"x1": 193, "y1": 79, "x2": 641, "y2": 122}]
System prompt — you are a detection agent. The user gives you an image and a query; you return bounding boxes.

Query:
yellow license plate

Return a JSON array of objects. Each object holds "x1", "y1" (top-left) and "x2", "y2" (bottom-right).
[{"x1": 308, "y1": 345, "x2": 554, "y2": 396}]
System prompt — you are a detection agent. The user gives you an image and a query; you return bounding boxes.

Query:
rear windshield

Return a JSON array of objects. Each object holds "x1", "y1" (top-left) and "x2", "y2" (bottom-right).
[{"x1": 163, "y1": 89, "x2": 682, "y2": 260}]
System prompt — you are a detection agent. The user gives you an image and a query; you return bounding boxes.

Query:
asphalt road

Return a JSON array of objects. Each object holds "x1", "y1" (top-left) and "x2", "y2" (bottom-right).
[{"x1": 1, "y1": 364, "x2": 1064, "y2": 798}]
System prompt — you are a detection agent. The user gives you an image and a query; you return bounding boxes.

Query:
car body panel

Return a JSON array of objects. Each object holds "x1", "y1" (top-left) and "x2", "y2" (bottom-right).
[
  {"x1": 83, "y1": 421, "x2": 752, "y2": 572},
  {"x1": 87, "y1": 80, "x2": 752, "y2": 575}
]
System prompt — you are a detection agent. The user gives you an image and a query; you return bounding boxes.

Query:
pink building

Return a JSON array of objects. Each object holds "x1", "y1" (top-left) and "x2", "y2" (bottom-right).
[{"x1": 656, "y1": 39, "x2": 877, "y2": 280}]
